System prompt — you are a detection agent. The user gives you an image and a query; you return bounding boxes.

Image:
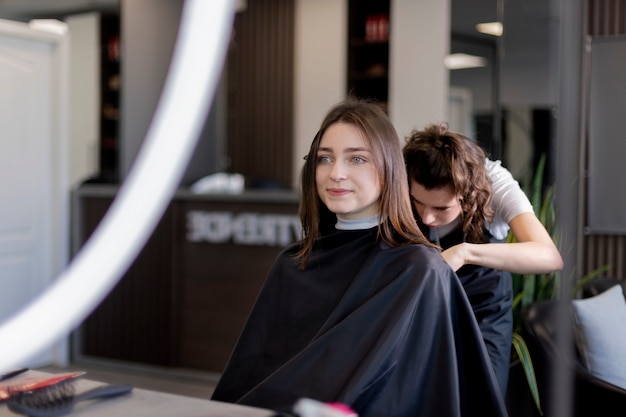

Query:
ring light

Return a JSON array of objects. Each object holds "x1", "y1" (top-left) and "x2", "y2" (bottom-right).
[{"x1": 0, "y1": 0, "x2": 235, "y2": 372}]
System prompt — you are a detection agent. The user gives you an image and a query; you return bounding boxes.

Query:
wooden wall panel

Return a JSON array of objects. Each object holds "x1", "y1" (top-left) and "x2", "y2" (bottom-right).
[
  {"x1": 584, "y1": 235, "x2": 626, "y2": 279},
  {"x1": 79, "y1": 197, "x2": 176, "y2": 366},
  {"x1": 587, "y1": 0, "x2": 625, "y2": 36},
  {"x1": 227, "y1": 0, "x2": 295, "y2": 189}
]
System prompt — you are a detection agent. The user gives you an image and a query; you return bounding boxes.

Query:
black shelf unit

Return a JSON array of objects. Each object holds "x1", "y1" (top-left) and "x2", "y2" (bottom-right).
[
  {"x1": 99, "y1": 14, "x2": 120, "y2": 183},
  {"x1": 347, "y1": 0, "x2": 390, "y2": 108}
]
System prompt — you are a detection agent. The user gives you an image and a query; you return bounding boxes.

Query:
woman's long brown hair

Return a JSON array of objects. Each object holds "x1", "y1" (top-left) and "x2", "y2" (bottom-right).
[{"x1": 295, "y1": 99, "x2": 434, "y2": 269}]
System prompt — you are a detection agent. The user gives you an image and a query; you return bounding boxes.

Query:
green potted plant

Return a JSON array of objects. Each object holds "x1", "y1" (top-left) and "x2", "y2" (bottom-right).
[{"x1": 507, "y1": 154, "x2": 610, "y2": 415}]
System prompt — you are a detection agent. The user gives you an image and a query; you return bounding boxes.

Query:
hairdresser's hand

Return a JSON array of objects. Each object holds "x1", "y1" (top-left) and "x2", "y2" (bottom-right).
[{"x1": 441, "y1": 243, "x2": 468, "y2": 272}]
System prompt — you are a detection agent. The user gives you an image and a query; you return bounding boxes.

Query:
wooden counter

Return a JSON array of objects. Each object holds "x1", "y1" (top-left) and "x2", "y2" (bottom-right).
[{"x1": 72, "y1": 185, "x2": 299, "y2": 374}]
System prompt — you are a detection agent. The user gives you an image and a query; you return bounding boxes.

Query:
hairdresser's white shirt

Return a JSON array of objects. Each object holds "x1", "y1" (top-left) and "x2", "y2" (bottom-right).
[{"x1": 485, "y1": 159, "x2": 534, "y2": 240}]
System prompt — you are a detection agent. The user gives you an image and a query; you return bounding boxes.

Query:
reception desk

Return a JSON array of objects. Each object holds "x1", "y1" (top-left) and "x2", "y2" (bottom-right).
[{"x1": 72, "y1": 185, "x2": 300, "y2": 374}]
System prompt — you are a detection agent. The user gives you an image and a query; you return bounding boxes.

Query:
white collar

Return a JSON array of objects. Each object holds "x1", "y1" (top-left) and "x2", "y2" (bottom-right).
[{"x1": 335, "y1": 214, "x2": 380, "y2": 230}]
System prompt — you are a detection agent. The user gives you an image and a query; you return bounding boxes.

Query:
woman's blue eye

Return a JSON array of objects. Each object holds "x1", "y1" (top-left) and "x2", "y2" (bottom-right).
[
  {"x1": 318, "y1": 155, "x2": 332, "y2": 164},
  {"x1": 352, "y1": 156, "x2": 365, "y2": 163}
]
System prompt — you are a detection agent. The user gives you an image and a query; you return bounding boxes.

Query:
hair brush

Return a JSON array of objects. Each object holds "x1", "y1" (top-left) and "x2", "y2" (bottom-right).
[{"x1": 6, "y1": 381, "x2": 133, "y2": 417}]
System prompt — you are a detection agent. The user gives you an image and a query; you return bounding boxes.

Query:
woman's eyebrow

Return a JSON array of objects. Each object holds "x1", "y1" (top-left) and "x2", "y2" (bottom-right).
[
  {"x1": 317, "y1": 146, "x2": 371, "y2": 154},
  {"x1": 318, "y1": 146, "x2": 369, "y2": 153},
  {"x1": 345, "y1": 147, "x2": 369, "y2": 152}
]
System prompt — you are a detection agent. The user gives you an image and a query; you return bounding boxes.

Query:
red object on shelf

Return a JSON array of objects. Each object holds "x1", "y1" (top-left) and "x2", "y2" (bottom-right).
[
  {"x1": 377, "y1": 14, "x2": 389, "y2": 41},
  {"x1": 107, "y1": 35, "x2": 120, "y2": 62},
  {"x1": 364, "y1": 14, "x2": 389, "y2": 42}
]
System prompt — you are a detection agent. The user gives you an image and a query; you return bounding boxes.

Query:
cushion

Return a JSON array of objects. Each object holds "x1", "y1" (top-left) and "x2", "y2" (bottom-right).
[{"x1": 572, "y1": 284, "x2": 626, "y2": 389}]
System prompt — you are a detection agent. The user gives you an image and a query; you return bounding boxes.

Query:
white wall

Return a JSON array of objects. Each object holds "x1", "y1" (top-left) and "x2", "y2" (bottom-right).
[
  {"x1": 389, "y1": 0, "x2": 450, "y2": 139},
  {"x1": 66, "y1": 12, "x2": 100, "y2": 188},
  {"x1": 120, "y1": 0, "x2": 182, "y2": 181},
  {"x1": 293, "y1": 0, "x2": 347, "y2": 189}
]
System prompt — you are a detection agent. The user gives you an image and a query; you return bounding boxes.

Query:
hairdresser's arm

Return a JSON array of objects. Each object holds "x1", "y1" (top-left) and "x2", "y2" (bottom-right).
[{"x1": 441, "y1": 212, "x2": 564, "y2": 274}]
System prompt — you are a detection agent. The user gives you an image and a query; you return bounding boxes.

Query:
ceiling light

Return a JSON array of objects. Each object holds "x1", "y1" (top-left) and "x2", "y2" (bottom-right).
[
  {"x1": 444, "y1": 53, "x2": 487, "y2": 70},
  {"x1": 476, "y1": 22, "x2": 503, "y2": 37}
]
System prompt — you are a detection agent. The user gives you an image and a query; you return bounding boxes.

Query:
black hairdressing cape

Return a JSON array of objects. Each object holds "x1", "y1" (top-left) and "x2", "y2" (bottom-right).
[
  {"x1": 428, "y1": 223, "x2": 514, "y2": 397},
  {"x1": 211, "y1": 227, "x2": 508, "y2": 417}
]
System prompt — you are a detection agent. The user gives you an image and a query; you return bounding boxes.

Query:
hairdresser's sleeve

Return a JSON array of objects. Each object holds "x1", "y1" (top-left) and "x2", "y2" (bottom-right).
[{"x1": 486, "y1": 158, "x2": 533, "y2": 239}]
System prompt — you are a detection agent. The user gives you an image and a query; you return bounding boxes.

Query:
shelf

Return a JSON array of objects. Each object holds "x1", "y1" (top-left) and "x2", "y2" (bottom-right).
[
  {"x1": 349, "y1": 73, "x2": 387, "y2": 82},
  {"x1": 347, "y1": 0, "x2": 390, "y2": 104},
  {"x1": 98, "y1": 13, "x2": 120, "y2": 183},
  {"x1": 349, "y1": 38, "x2": 389, "y2": 47}
]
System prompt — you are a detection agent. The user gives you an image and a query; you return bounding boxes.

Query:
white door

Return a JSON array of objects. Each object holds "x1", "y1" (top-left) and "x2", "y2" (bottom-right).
[{"x1": 0, "y1": 19, "x2": 69, "y2": 367}]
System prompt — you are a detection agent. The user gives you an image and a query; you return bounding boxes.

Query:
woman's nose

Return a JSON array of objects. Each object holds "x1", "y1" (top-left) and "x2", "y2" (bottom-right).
[
  {"x1": 420, "y1": 208, "x2": 437, "y2": 226},
  {"x1": 329, "y1": 161, "x2": 347, "y2": 181}
]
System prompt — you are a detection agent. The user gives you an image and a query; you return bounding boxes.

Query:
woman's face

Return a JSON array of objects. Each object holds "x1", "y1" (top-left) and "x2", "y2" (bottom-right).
[
  {"x1": 316, "y1": 122, "x2": 381, "y2": 220},
  {"x1": 409, "y1": 181, "x2": 462, "y2": 228}
]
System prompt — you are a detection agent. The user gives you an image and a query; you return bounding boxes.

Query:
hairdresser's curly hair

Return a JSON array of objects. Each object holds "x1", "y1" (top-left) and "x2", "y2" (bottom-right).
[{"x1": 403, "y1": 123, "x2": 494, "y2": 243}]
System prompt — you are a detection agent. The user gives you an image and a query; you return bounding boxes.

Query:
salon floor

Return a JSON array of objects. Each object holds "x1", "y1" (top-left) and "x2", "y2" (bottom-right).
[{"x1": 38, "y1": 360, "x2": 219, "y2": 399}]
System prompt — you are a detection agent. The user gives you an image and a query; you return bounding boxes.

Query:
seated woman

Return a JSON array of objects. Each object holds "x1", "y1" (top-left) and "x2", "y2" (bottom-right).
[
  {"x1": 402, "y1": 123, "x2": 564, "y2": 396},
  {"x1": 211, "y1": 100, "x2": 508, "y2": 417}
]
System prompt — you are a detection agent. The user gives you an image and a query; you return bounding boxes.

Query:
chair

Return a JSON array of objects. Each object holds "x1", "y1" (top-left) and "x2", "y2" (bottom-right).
[{"x1": 520, "y1": 278, "x2": 626, "y2": 417}]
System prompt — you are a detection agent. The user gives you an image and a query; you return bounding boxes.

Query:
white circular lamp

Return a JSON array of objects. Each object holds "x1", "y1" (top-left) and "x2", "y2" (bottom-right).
[{"x1": 0, "y1": 0, "x2": 236, "y2": 372}]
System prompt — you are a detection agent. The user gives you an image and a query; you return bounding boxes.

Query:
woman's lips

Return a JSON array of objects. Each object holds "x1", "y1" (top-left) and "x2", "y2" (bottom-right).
[{"x1": 327, "y1": 188, "x2": 351, "y2": 197}]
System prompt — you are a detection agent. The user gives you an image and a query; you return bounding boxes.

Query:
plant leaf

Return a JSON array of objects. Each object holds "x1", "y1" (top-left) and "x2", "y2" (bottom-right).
[
  {"x1": 512, "y1": 332, "x2": 543, "y2": 415},
  {"x1": 571, "y1": 264, "x2": 612, "y2": 295}
]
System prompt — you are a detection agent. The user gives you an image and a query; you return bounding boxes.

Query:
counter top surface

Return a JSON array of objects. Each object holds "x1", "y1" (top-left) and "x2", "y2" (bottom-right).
[
  {"x1": 75, "y1": 184, "x2": 300, "y2": 204},
  {"x1": 0, "y1": 371, "x2": 275, "y2": 417}
]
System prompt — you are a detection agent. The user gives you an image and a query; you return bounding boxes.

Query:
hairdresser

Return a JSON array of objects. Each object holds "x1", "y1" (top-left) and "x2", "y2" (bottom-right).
[{"x1": 403, "y1": 123, "x2": 563, "y2": 395}]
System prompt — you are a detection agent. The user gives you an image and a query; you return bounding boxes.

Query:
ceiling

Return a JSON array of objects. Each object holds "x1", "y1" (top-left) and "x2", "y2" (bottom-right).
[
  {"x1": 0, "y1": 0, "x2": 556, "y2": 36},
  {"x1": 451, "y1": 0, "x2": 555, "y2": 38},
  {"x1": 451, "y1": 0, "x2": 557, "y2": 64},
  {"x1": 0, "y1": 0, "x2": 119, "y2": 20}
]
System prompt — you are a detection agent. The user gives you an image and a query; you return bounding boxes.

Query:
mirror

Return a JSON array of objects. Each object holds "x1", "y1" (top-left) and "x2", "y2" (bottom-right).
[{"x1": 450, "y1": 0, "x2": 559, "y2": 183}]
